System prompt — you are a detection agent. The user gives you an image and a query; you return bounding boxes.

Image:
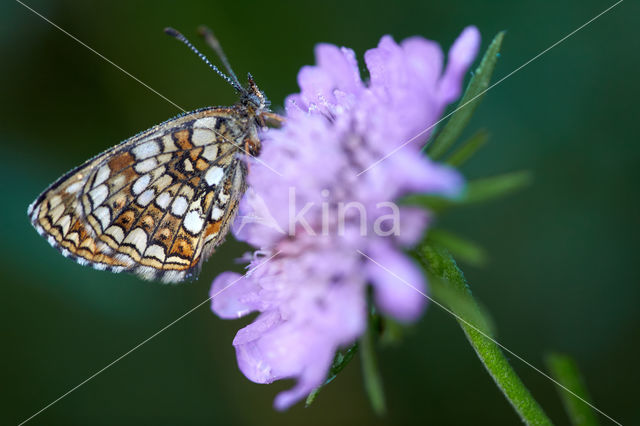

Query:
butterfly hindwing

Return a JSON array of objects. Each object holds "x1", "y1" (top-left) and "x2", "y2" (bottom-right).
[{"x1": 29, "y1": 107, "x2": 250, "y2": 283}]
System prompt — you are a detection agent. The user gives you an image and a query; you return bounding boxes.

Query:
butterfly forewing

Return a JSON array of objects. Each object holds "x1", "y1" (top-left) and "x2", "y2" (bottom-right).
[{"x1": 29, "y1": 107, "x2": 251, "y2": 283}]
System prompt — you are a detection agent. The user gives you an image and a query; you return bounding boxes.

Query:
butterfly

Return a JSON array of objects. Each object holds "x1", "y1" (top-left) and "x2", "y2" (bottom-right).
[{"x1": 28, "y1": 27, "x2": 282, "y2": 283}]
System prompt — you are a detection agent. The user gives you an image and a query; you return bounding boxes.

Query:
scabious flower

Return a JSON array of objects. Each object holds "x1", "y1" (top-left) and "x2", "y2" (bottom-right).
[{"x1": 210, "y1": 27, "x2": 480, "y2": 410}]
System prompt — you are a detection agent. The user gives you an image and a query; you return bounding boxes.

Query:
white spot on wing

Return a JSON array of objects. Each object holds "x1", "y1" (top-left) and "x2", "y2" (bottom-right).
[
  {"x1": 211, "y1": 207, "x2": 224, "y2": 220},
  {"x1": 192, "y1": 128, "x2": 215, "y2": 146},
  {"x1": 133, "y1": 174, "x2": 151, "y2": 195},
  {"x1": 132, "y1": 140, "x2": 160, "y2": 159},
  {"x1": 145, "y1": 244, "x2": 166, "y2": 262},
  {"x1": 115, "y1": 253, "x2": 135, "y2": 266},
  {"x1": 65, "y1": 181, "x2": 84, "y2": 194},
  {"x1": 184, "y1": 210, "x2": 205, "y2": 234},
  {"x1": 205, "y1": 167, "x2": 224, "y2": 186},
  {"x1": 137, "y1": 189, "x2": 155, "y2": 206},
  {"x1": 105, "y1": 225, "x2": 125, "y2": 243},
  {"x1": 66, "y1": 232, "x2": 79, "y2": 246},
  {"x1": 156, "y1": 192, "x2": 172, "y2": 209},
  {"x1": 134, "y1": 157, "x2": 158, "y2": 173},
  {"x1": 50, "y1": 195, "x2": 62, "y2": 207},
  {"x1": 202, "y1": 145, "x2": 219, "y2": 161},
  {"x1": 162, "y1": 135, "x2": 178, "y2": 153},
  {"x1": 171, "y1": 196, "x2": 188, "y2": 216},
  {"x1": 58, "y1": 215, "x2": 72, "y2": 235},
  {"x1": 89, "y1": 184, "x2": 109, "y2": 207},
  {"x1": 49, "y1": 203, "x2": 65, "y2": 224},
  {"x1": 194, "y1": 117, "x2": 217, "y2": 128},
  {"x1": 94, "y1": 164, "x2": 111, "y2": 187},
  {"x1": 123, "y1": 227, "x2": 148, "y2": 254},
  {"x1": 94, "y1": 206, "x2": 111, "y2": 230}
]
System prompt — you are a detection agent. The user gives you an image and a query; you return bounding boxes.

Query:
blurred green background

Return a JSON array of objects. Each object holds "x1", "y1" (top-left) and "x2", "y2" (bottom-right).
[{"x1": 2, "y1": 0, "x2": 638, "y2": 424}]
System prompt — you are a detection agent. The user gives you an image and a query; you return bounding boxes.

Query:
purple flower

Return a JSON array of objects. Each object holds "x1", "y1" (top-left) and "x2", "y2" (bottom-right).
[{"x1": 210, "y1": 27, "x2": 480, "y2": 410}]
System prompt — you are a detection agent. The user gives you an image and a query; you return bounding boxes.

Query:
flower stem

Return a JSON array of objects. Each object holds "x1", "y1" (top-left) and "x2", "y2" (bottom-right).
[
  {"x1": 360, "y1": 300, "x2": 386, "y2": 416},
  {"x1": 418, "y1": 245, "x2": 552, "y2": 425}
]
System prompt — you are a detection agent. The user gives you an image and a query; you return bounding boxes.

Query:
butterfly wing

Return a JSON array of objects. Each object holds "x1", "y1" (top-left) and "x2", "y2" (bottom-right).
[{"x1": 29, "y1": 107, "x2": 251, "y2": 283}]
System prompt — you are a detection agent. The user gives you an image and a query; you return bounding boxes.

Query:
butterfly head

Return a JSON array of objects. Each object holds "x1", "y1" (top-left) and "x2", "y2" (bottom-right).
[{"x1": 242, "y1": 74, "x2": 270, "y2": 115}]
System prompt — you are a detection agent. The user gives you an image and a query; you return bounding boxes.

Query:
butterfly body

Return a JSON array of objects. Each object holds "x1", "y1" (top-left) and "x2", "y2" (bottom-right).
[{"x1": 29, "y1": 77, "x2": 274, "y2": 283}]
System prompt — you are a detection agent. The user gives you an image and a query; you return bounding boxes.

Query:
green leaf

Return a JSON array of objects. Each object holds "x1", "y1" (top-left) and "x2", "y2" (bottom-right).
[
  {"x1": 464, "y1": 170, "x2": 533, "y2": 203},
  {"x1": 427, "y1": 31, "x2": 505, "y2": 160},
  {"x1": 305, "y1": 343, "x2": 359, "y2": 407},
  {"x1": 360, "y1": 296, "x2": 386, "y2": 415},
  {"x1": 445, "y1": 129, "x2": 489, "y2": 167},
  {"x1": 401, "y1": 170, "x2": 532, "y2": 212},
  {"x1": 427, "y1": 228, "x2": 488, "y2": 267},
  {"x1": 400, "y1": 193, "x2": 456, "y2": 212},
  {"x1": 416, "y1": 245, "x2": 552, "y2": 425},
  {"x1": 545, "y1": 353, "x2": 599, "y2": 426}
]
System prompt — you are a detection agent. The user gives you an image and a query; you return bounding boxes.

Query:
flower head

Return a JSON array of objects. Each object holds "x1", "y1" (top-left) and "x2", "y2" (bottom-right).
[{"x1": 210, "y1": 27, "x2": 480, "y2": 410}]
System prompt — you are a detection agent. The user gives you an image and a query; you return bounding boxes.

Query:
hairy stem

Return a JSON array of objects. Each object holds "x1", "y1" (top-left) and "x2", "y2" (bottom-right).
[{"x1": 419, "y1": 245, "x2": 552, "y2": 425}]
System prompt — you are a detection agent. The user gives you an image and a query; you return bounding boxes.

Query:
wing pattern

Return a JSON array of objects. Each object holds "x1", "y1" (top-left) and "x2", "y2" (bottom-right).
[{"x1": 29, "y1": 107, "x2": 250, "y2": 283}]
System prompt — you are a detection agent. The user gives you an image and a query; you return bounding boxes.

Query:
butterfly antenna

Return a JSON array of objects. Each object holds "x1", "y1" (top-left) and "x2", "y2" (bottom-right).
[
  {"x1": 198, "y1": 26, "x2": 242, "y2": 88},
  {"x1": 164, "y1": 27, "x2": 243, "y2": 92}
]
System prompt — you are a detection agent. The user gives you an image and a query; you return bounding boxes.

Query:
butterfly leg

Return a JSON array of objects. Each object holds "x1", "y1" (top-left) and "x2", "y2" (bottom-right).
[{"x1": 261, "y1": 112, "x2": 286, "y2": 127}]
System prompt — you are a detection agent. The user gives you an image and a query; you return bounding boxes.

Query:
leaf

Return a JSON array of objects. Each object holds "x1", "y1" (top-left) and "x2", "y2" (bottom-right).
[
  {"x1": 360, "y1": 298, "x2": 386, "y2": 415},
  {"x1": 464, "y1": 170, "x2": 533, "y2": 203},
  {"x1": 428, "y1": 31, "x2": 505, "y2": 160},
  {"x1": 400, "y1": 193, "x2": 456, "y2": 212},
  {"x1": 427, "y1": 228, "x2": 488, "y2": 267},
  {"x1": 305, "y1": 343, "x2": 359, "y2": 407},
  {"x1": 445, "y1": 129, "x2": 489, "y2": 167},
  {"x1": 401, "y1": 170, "x2": 532, "y2": 212},
  {"x1": 545, "y1": 353, "x2": 599, "y2": 426}
]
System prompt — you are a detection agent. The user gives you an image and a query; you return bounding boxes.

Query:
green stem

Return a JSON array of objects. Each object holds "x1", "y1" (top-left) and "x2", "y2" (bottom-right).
[
  {"x1": 419, "y1": 245, "x2": 552, "y2": 425},
  {"x1": 360, "y1": 308, "x2": 386, "y2": 415}
]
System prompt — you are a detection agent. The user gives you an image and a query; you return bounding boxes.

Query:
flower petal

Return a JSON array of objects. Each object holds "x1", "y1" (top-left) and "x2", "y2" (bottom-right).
[
  {"x1": 210, "y1": 272, "x2": 257, "y2": 319},
  {"x1": 233, "y1": 311, "x2": 283, "y2": 383},
  {"x1": 397, "y1": 207, "x2": 431, "y2": 247},
  {"x1": 365, "y1": 241, "x2": 427, "y2": 322},
  {"x1": 401, "y1": 36, "x2": 443, "y2": 95},
  {"x1": 438, "y1": 26, "x2": 481, "y2": 103},
  {"x1": 297, "y1": 65, "x2": 334, "y2": 108},
  {"x1": 315, "y1": 44, "x2": 362, "y2": 93}
]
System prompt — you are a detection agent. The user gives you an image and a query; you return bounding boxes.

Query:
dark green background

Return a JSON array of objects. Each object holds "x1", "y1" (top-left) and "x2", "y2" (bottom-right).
[{"x1": 2, "y1": 0, "x2": 638, "y2": 424}]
